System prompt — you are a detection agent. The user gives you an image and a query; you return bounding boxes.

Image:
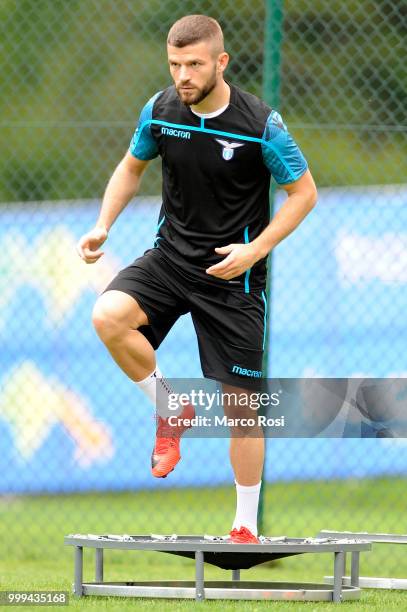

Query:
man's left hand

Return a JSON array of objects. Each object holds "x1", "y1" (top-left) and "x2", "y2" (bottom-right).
[{"x1": 206, "y1": 243, "x2": 260, "y2": 280}]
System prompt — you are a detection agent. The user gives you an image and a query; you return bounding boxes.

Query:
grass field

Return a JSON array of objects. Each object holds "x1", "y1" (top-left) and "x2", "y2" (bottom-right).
[{"x1": 1, "y1": 478, "x2": 406, "y2": 610}]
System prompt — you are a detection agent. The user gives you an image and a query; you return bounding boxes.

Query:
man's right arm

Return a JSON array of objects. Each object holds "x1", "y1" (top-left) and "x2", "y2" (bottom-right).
[
  {"x1": 96, "y1": 152, "x2": 150, "y2": 234},
  {"x1": 77, "y1": 91, "x2": 161, "y2": 263},
  {"x1": 76, "y1": 152, "x2": 150, "y2": 264}
]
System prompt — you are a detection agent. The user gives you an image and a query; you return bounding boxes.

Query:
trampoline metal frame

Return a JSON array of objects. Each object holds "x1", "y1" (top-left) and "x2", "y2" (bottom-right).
[
  {"x1": 319, "y1": 530, "x2": 407, "y2": 591},
  {"x1": 64, "y1": 534, "x2": 371, "y2": 603}
]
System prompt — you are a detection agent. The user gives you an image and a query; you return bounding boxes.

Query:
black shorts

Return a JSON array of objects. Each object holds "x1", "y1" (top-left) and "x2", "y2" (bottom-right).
[{"x1": 104, "y1": 248, "x2": 267, "y2": 388}]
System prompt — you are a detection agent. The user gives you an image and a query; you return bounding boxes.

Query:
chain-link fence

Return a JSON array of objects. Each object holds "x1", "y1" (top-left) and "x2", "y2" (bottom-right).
[{"x1": 1, "y1": 0, "x2": 406, "y2": 595}]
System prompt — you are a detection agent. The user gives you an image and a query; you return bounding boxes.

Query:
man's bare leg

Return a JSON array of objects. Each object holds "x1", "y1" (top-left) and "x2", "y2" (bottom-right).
[
  {"x1": 223, "y1": 383, "x2": 264, "y2": 539},
  {"x1": 223, "y1": 383, "x2": 265, "y2": 484},
  {"x1": 92, "y1": 290, "x2": 155, "y2": 381},
  {"x1": 92, "y1": 289, "x2": 192, "y2": 478}
]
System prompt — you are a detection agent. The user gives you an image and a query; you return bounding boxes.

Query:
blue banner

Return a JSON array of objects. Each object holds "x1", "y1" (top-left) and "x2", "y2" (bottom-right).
[{"x1": 0, "y1": 186, "x2": 406, "y2": 493}]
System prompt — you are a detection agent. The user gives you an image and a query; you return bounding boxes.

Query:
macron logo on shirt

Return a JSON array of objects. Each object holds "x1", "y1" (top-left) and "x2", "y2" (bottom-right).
[{"x1": 161, "y1": 127, "x2": 191, "y2": 139}]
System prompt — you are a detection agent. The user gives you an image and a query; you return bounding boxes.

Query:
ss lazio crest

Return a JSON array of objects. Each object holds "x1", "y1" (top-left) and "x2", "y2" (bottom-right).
[{"x1": 215, "y1": 139, "x2": 245, "y2": 161}]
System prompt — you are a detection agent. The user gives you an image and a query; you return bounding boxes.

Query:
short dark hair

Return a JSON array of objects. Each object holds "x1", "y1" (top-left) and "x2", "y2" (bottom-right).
[{"x1": 167, "y1": 15, "x2": 224, "y2": 51}]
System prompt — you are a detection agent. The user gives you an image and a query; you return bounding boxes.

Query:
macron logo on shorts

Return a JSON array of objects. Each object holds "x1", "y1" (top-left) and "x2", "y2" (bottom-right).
[
  {"x1": 232, "y1": 365, "x2": 263, "y2": 378},
  {"x1": 161, "y1": 127, "x2": 191, "y2": 139}
]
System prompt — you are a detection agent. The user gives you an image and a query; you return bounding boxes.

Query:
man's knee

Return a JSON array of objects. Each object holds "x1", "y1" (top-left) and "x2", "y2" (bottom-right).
[
  {"x1": 92, "y1": 291, "x2": 147, "y2": 343},
  {"x1": 92, "y1": 299, "x2": 123, "y2": 343}
]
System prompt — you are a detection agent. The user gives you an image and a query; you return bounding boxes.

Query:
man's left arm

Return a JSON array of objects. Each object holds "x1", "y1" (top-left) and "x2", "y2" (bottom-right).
[
  {"x1": 250, "y1": 169, "x2": 317, "y2": 258},
  {"x1": 206, "y1": 170, "x2": 317, "y2": 280},
  {"x1": 207, "y1": 108, "x2": 317, "y2": 280}
]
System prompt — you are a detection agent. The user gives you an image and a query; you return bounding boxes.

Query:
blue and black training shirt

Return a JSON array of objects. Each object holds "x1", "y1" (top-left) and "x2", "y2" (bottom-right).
[{"x1": 129, "y1": 83, "x2": 308, "y2": 291}]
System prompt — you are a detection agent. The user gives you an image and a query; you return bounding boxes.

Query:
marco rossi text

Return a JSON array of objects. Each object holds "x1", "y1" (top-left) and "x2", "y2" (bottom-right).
[{"x1": 167, "y1": 414, "x2": 285, "y2": 428}]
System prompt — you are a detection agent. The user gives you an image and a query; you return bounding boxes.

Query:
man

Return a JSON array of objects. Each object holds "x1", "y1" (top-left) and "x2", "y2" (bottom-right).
[{"x1": 77, "y1": 15, "x2": 317, "y2": 543}]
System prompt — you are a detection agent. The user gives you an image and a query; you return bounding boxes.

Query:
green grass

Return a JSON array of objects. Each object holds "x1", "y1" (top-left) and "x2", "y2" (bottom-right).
[{"x1": 1, "y1": 478, "x2": 406, "y2": 610}]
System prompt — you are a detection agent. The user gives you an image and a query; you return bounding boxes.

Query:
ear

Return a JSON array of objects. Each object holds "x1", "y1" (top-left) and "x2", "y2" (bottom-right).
[{"x1": 217, "y1": 52, "x2": 229, "y2": 73}]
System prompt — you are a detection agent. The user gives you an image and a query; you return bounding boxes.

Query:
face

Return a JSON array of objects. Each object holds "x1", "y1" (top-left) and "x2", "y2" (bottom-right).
[{"x1": 167, "y1": 41, "x2": 227, "y2": 106}]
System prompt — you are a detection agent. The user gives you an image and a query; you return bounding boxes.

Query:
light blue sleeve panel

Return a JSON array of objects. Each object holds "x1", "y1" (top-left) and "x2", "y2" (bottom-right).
[
  {"x1": 129, "y1": 91, "x2": 161, "y2": 160},
  {"x1": 261, "y1": 110, "x2": 308, "y2": 184}
]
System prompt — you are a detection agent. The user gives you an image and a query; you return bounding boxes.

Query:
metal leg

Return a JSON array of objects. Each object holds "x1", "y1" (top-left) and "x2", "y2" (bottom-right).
[
  {"x1": 333, "y1": 551, "x2": 345, "y2": 603},
  {"x1": 342, "y1": 552, "x2": 347, "y2": 577},
  {"x1": 232, "y1": 569, "x2": 240, "y2": 581},
  {"x1": 350, "y1": 551, "x2": 360, "y2": 587},
  {"x1": 195, "y1": 550, "x2": 205, "y2": 602},
  {"x1": 95, "y1": 547, "x2": 104, "y2": 583},
  {"x1": 74, "y1": 546, "x2": 83, "y2": 597}
]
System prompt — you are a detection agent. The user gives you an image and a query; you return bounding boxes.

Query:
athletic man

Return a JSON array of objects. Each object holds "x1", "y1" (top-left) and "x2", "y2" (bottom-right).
[{"x1": 77, "y1": 15, "x2": 317, "y2": 543}]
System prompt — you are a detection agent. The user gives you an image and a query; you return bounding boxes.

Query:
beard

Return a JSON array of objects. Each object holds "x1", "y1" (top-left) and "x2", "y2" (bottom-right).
[{"x1": 176, "y1": 68, "x2": 217, "y2": 106}]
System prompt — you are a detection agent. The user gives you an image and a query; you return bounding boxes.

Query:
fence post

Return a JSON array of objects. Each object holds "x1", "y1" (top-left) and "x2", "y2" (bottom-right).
[{"x1": 259, "y1": 0, "x2": 284, "y2": 535}]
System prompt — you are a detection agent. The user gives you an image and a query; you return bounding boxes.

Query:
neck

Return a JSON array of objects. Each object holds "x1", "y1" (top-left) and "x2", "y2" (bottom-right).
[{"x1": 191, "y1": 79, "x2": 230, "y2": 114}]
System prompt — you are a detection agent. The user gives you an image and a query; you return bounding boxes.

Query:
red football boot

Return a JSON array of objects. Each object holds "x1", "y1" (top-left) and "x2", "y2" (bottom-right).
[
  {"x1": 229, "y1": 526, "x2": 259, "y2": 544},
  {"x1": 151, "y1": 403, "x2": 195, "y2": 478}
]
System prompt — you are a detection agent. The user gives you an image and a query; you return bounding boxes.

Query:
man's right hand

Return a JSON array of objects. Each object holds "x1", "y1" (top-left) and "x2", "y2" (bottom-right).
[{"x1": 76, "y1": 226, "x2": 108, "y2": 264}]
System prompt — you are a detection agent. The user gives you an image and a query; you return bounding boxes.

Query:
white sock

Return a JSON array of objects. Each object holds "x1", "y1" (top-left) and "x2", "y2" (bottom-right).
[
  {"x1": 136, "y1": 365, "x2": 180, "y2": 417},
  {"x1": 232, "y1": 480, "x2": 261, "y2": 536},
  {"x1": 136, "y1": 365, "x2": 163, "y2": 408}
]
